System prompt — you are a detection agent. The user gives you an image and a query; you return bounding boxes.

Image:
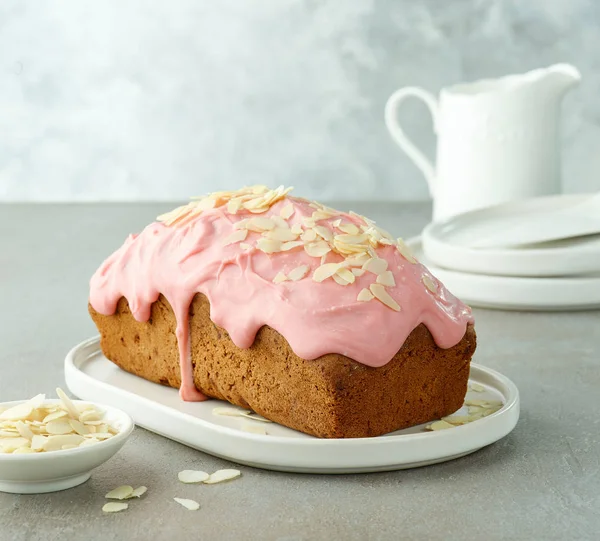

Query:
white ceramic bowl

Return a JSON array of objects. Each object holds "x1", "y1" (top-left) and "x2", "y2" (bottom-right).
[{"x1": 0, "y1": 399, "x2": 134, "y2": 494}]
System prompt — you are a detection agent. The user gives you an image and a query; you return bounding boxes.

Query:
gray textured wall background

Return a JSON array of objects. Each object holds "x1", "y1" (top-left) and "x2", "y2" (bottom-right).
[{"x1": 0, "y1": 0, "x2": 598, "y2": 202}]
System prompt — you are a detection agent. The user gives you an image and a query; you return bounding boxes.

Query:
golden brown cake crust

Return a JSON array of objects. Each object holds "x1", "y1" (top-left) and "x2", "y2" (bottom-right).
[{"x1": 89, "y1": 295, "x2": 476, "y2": 438}]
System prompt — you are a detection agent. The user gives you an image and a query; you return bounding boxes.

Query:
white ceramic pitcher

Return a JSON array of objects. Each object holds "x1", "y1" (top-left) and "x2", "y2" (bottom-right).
[{"x1": 385, "y1": 64, "x2": 581, "y2": 221}]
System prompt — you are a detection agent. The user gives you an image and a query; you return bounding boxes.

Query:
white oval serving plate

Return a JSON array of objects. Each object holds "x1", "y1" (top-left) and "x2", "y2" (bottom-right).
[
  {"x1": 65, "y1": 337, "x2": 519, "y2": 474},
  {"x1": 409, "y1": 237, "x2": 600, "y2": 311},
  {"x1": 422, "y1": 194, "x2": 600, "y2": 277},
  {"x1": 0, "y1": 399, "x2": 134, "y2": 494}
]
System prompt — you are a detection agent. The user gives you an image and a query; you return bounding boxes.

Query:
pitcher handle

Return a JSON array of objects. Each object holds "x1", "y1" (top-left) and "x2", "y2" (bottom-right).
[{"x1": 385, "y1": 87, "x2": 439, "y2": 196}]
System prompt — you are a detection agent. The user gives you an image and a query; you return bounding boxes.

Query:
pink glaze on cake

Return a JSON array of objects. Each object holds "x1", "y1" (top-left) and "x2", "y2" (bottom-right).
[{"x1": 89, "y1": 193, "x2": 473, "y2": 401}]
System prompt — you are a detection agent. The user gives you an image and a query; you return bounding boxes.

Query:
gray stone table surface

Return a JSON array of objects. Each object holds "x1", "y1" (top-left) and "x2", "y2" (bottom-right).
[{"x1": 0, "y1": 202, "x2": 598, "y2": 541}]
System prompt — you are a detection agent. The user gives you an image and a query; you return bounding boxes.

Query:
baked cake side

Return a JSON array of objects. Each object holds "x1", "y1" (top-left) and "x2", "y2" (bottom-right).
[{"x1": 90, "y1": 295, "x2": 475, "y2": 438}]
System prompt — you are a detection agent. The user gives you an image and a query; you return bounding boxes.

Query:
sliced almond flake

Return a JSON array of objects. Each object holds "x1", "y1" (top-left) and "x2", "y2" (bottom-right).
[
  {"x1": 362, "y1": 257, "x2": 388, "y2": 275},
  {"x1": 69, "y1": 419, "x2": 89, "y2": 436},
  {"x1": 290, "y1": 224, "x2": 303, "y2": 236},
  {"x1": 288, "y1": 265, "x2": 309, "y2": 281},
  {"x1": 301, "y1": 229, "x2": 317, "y2": 242},
  {"x1": 376, "y1": 270, "x2": 396, "y2": 287},
  {"x1": 29, "y1": 394, "x2": 47, "y2": 410},
  {"x1": 397, "y1": 238, "x2": 418, "y2": 263},
  {"x1": 212, "y1": 407, "x2": 251, "y2": 417},
  {"x1": 79, "y1": 410, "x2": 101, "y2": 423},
  {"x1": 465, "y1": 399, "x2": 502, "y2": 407},
  {"x1": 0, "y1": 402, "x2": 33, "y2": 422},
  {"x1": 280, "y1": 240, "x2": 304, "y2": 252},
  {"x1": 333, "y1": 273, "x2": 350, "y2": 286},
  {"x1": 129, "y1": 486, "x2": 147, "y2": 498},
  {"x1": 0, "y1": 437, "x2": 29, "y2": 452},
  {"x1": 344, "y1": 253, "x2": 370, "y2": 267},
  {"x1": 302, "y1": 217, "x2": 316, "y2": 229},
  {"x1": 222, "y1": 229, "x2": 248, "y2": 246},
  {"x1": 43, "y1": 434, "x2": 84, "y2": 452},
  {"x1": 332, "y1": 219, "x2": 342, "y2": 228},
  {"x1": 173, "y1": 498, "x2": 200, "y2": 511},
  {"x1": 468, "y1": 383, "x2": 485, "y2": 393},
  {"x1": 83, "y1": 420, "x2": 106, "y2": 426},
  {"x1": 0, "y1": 429, "x2": 19, "y2": 437},
  {"x1": 271, "y1": 216, "x2": 289, "y2": 229},
  {"x1": 442, "y1": 415, "x2": 473, "y2": 425},
  {"x1": 426, "y1": 420, "x2": 455, "y2": 431},
  {"x1": 46, "y1": 420, "x2": 73, "y2": 435},
  {"x1": 44, "y1": 410, "x2": 68, "y2": 423},
  {"x1": 422, "y1": 275, "x2": 438, "y2": 294},
  {"x1": 61, "y1": 444, "x2": 78, "y2": 450},
  {"x1": 31, "y1": 435, "x2": 47, "y2": 451},
  {"x1": 280, "y1": 203, "x2": 294, "y2": 219},
  {"x1": 273, "y1": 272, "x2": 288, "y2": 284},
  {"x1": 246, "y1": 217, "x2": 276, "y2": 232},
  {"x1": 357, "y1": 288, "x2": 374, "y2": 302},
  {"x1": 320, "y1": 254, "x2": 328, "y2": 266},
  {"x1": 338, "y1": 223, "x2": 360, "y2": 235},
  {"x1": 79, "y1": 438, "x2": 99, "y2": 447},
  {"x1": 103, "y1": 502, "x2": 128, "y2": 513},
  {"x1": 91, "y1": 432, "x2": 114, "y2": 440},
  {"x1": 335, "y1": 233, "x2": 369, "y2": 245},
  {"x1": 352, "y1": 268, "x2": 365, "y2": 277},
  {"x1": 313, "y1": 225, "x2": 333, "y2": 242},
  {"x1": 256, "y1": 238, "x2": 282, "y2": 254},
  {"x1": 106, "y1": 485, "x2": 134, "y2": 500},
  {"x1": 178, "y1": 470, "x2": 210, "y2": 484},
  {"x1": 369, "y1": 284, "x2": 401, "y2": 311},
  {"x1": 312, "y1": 263, "x2": 342, "y2": 282},
  {"x1": 241, "y1": 424, "x2": 267, "y2": 435},
  {"x1": 226, "y1": 199, "x2": 241, "y2": 214},
  {"x1": 265, "y1": 228, "x2": 298, "y2": 242},
  {"x1": 336, "y1": 268, "x2": 355, "y2": 284},
  {"x1": 247, "y1": 206, "x2": 270, "y2": 214},
  {"x1": 234, "y1": 219, "x2": 249, "y2": 230},
  {"x1": 312, "y1": 210, "x2": 336, "y2": 221},
  {"x1": 56, "y1": 388, "x2": 80, "y2": 419},
  {"x1": 12, "y1": 447, "x2": 35, "y2": 454},
  {"x1": 15, "y1": 421, "x2": 34, "y2": 440},
  {"x1": 304, "y1": 241, "x2": 331, "y2": 258},
  {"x1": 241, "y1": 412, "x2": 273, "y2": 423},
  {"x1": 203, "y1": 469, "x2": 242, "y2": 485}
]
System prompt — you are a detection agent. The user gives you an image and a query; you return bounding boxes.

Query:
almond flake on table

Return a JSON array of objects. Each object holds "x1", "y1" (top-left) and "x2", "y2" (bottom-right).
[
  {"x1": 103, "y1": 502, "x2": 129, "y2": 513},
  {"x1": 178, "y1": 470, "x2": 210, "y2": 484},
  {"x1": 105, "y1": 486, "x2": 134, "y2": 500},
  {"x1": 173, "y1": 498, "x2": 200, "y2": 511},
  {"x1": 203, "y1": 469, "x2": 242, "y2": 484},
  {"x1": 129, "y1": 486, "x2": 147, "y2": 498}
]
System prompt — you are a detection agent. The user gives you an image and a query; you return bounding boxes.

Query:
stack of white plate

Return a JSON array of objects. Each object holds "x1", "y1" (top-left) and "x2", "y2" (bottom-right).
[{"x1": 406, "y1": 194, "x2": 600, "y2": 311}]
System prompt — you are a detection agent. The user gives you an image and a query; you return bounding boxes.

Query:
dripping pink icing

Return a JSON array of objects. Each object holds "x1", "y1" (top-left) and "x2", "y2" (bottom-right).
[{"x1": 89, "y1": 196, "x2": 473, "y2": 401}]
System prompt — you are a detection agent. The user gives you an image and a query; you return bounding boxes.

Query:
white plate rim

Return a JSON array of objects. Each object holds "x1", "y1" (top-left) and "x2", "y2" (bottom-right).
[
  {"x1": 422, "y1": 194, "x2": 600, "y2": 277},
  {"x1": 409, "y1": 237, "x2": 600, "y2": 311},
  {"x1": 64, "y1": 337, "x2": 520, "y2": 473}
]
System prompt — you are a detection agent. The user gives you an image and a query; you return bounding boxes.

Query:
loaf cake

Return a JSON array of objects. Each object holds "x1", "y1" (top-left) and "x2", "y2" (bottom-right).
[{"x1": 89, "y1": 186, "x2": 475, "y2": 438}]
